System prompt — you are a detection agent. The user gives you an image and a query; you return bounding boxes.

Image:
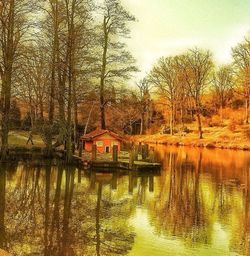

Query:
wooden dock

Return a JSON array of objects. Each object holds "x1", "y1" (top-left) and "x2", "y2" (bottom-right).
[
  {"x1": 90, "y1": 160, "x2": 161, "y2": 171},
  {"x1": 72, "y1": 143, "x2": 161, "y2": 172}
]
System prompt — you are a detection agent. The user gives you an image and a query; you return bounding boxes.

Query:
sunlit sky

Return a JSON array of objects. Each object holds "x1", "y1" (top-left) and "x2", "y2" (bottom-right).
[{"x1": 121, "y1": 0, "x2": 250, "y2": 81}]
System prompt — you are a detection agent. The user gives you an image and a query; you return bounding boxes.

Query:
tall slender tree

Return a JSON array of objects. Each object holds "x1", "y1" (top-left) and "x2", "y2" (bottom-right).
[
  {"x1": 212, "y1": 65, "x2": 234, "y2": 121},
  {"x1": 150, "y1": 56, "x2": 182, "y2": 135},
  {"x1": 179, "y1": 48, "x2": 213, "y2": 139},
  {"x1": 0, "y1": 0, "x2": 35, "y2": 159},
  {"x1": 98, "y1": 0, "x2": 137, "y2": 129},
  {"x1": 137, "y1": 78, "x2": 151, "y2": 135},
  {"x1": 232, "y1": 37, "x2": 250, "y2": 124}
]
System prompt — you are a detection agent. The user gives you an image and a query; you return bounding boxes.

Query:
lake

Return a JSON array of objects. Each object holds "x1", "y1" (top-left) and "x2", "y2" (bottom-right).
[{"x1": 0, "y1": 146, "x2": 249, "y2": 256}]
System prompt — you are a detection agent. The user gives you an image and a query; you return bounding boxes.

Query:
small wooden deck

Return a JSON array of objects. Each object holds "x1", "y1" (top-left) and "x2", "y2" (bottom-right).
[
  {"x1": 72, "y1": 155, "x2": 161, "y2": 171},
  {"x1": 91, "y1": 160, "x2": 161, "y2": 170},
  {"x1": 72, "y1": 145, "x2": 161, "y2": 172}
]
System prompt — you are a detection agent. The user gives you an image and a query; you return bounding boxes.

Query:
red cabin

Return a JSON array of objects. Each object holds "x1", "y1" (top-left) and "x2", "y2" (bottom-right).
[{"x1": 81, "y1": 129, "x2": 123, "y2": 153}]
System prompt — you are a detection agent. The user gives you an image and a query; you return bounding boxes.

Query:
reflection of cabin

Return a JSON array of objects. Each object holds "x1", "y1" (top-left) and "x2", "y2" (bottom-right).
[{"x1": 80, "y1": 129, "x2": 123, "y2": 153}]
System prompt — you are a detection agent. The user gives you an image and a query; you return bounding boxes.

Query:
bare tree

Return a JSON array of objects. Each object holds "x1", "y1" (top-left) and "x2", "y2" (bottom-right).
[
  {"x1": 36, "y1": 0, "x2": 62, "y2": 154},
  {"x1": 232, "y1": 37, "x2": 250, "y2": 124},
  {"x1": 179, "y1": 48, "x2": 213, "y2": 139},
  {"x1": 14, "y1": 44, "x2": 49, "y2": 126},
  {"x1": 150, "y1": 56, "x2": 182, "y2": 135},
  {"x1": 98, "y1": 0, "x2": 137, "y2": 129},
  {"x1": 136, "y1": 78, "x2": 152, "y2": 135},
  {"x1": 37, "y1": 0, "x2": 94, "y2": 160},
  {"x1": 0, "y1": 0, "x2": 35, "y2": 159},
  {"x1": 63, "y1": 0, "x2": 95, "y2": 161},
  {"x1": 212, "y1": 65, "x2": 234, "y2": 121}
]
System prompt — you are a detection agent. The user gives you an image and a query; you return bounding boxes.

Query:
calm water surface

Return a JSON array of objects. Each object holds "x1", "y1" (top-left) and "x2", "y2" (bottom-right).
[{"x1": 0, "y1": 146, "x2": 249, "y2": 256}]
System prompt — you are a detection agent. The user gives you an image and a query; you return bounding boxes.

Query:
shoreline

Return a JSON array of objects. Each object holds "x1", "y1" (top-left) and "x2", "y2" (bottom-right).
[{"x1": 130, "y1": 134, "x2": 250, "y2": 151}]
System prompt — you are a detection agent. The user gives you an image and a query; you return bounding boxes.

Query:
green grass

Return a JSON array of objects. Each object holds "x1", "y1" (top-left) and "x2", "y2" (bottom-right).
[{"x1": 8, "y1": 131, "x2": 45, "y2": 147}]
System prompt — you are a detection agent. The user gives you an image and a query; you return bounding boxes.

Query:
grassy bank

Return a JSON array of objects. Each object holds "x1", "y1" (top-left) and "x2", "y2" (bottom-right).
[
  {"x1": 6, "y1": 127, "x2": 250, "y2": 153},
  {"x1": 131, "y1": 124, "x2": 250, "y2": 151},
  {"x1": 8, "y1": 130, "x2": 45, "y2": 148}
]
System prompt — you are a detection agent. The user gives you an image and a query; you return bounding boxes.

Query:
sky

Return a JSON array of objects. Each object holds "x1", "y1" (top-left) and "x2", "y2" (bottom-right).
[{"x1": 121, "y1": 0, "x2": 250, "y2": 81}]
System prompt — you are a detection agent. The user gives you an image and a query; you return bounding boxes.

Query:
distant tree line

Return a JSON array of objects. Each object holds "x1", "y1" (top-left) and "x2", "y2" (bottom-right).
[{"x1": 147, "y1": 42, "x2": 250, "y2": 138}]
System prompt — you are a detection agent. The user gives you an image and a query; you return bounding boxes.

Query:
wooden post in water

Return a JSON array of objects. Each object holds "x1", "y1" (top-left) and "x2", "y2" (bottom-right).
[
  {"x1": 92, "y1": 144, "x2": 97, "y2": 161},
  {"x1": 134, "y1": 145, "x2": 139, "y2": 161},
  {"x1": 112, "y1": 145, "x2": 118, "y2": 162},
  {"x1": 142, "y1": 144, "x2": 149, "y2": 160},
  {"x1": 138, "y1": 142, "x2": 142, "y2": 155},
  {"x1": 111, "y1": 172, "x2": 118, "y2": 190},
  {"x1": 149, "y1": 176, "x2": 154, "y2": 192},
  {"x1": 141, "y1": 145, "x2": 146, "y2": 160},
  {"x1": 133, "y1": 175, "x2": 138, "y2": 188},
  {"x1": 145, "y1": 144, "x2": 149, "y2": 157},
  {"x1": 141, "y1": 176, "x2": 149, "y2": 190},
  {"x1": 128, "y1": 172, "x2": 134, "y2": 194},
  {"x1": 149, "y1": 146, "x2": 155, "y2": 163},
  {"x1": 129, "y1": 145, "x2": 135, "y2": 169},
  {"x1": 90, "y1": 172, "x2": 96, "y2": 190}
]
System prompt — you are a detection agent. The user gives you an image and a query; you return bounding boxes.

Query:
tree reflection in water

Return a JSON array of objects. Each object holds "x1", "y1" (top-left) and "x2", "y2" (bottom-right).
[
  {"x1": 0, "y1": 162, "x2": 149, "y2": 256},
  {"x1": 146, "y1": 146, "x2": 250, "y2": 255},
  {"x1": 0, "y1": 147, "x2": 249, "y2": 256},
  {"x1": 0, "y1": 163, "x2": 7, "y2": 250},
  {"x1": 147, "y1": 152, "x2": 212, "y2": 245}
]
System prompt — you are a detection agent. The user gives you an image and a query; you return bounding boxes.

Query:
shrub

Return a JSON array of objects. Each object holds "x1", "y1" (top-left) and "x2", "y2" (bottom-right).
[
  {"x1": 179, "y1": 126, "x2": 191, "y2": 133},
  {"x1": 231, "y1": 99, "x2": 244, "y2": 110},
  {"x1": 9, "y1": 100, "x2": 21, "y2": 129},
  {"x1": 228, "y1": 122, "x2": 236, "y2": 132},
  {"x1": 211, "y1": 115, "x2": 222, "y2": 127},
  {"x1": 244, "y1": 128, "x2": 250, "y2": 140},
  {"x1": 219, "y1": 135, "x2": 230, "y2": 140},
  {"x1": 203, "y1": 115, "x2": 224, "y2": 127}
]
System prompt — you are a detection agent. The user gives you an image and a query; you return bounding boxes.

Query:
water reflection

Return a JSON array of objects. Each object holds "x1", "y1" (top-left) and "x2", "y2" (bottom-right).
[
  {"x1": 0, "y1": 162, "x2": 155, "y2": 256},
  {"x1": 0, "y1": 146, "x2": 249, "y2": 256},
  {"x1": 146, "y1": 146, "x2": 250, "y2": 256}
]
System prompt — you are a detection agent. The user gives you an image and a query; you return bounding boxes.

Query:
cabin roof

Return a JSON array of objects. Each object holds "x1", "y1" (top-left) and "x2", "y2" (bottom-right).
[{"x1": 81, "y1": 129, "x2": 123, "y2": 141}]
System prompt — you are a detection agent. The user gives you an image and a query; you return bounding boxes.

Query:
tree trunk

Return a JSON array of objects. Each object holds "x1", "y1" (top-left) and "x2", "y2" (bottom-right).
[
  {"x1": 72, "y1": 77, "x2": 78, "y2": 146},
  {"x1": 220, "y1": 104, "x2": 223, "y2": 123},
  {"x1": 100, "y1": 94, "x2": 106, "y2": 130},
  {"x1": 1, "y1": 73, "x2": 12, "y2": 160},
  {"x1": 100, "y1": 18, "x2": 109, "y2": 130},
  {"x1": 65, "y1": 0, "x2": 77, "y2": 163},
  {"x1": 180, "y1": 104, "x2": 184, "y2": 128},
  {"x1": 0, "y1": 165, "x2": 6, "y2": 248},
  {"x1": 39, "y1": 98, "x2": 44, "y2": 119},
  {"x1": 84, "y1": 103, "x2": 94, "y2": 136},
  {"x1": 0, "y1": 0, "x2": 15, "y2": 160},
  {"x1": 197, "y1": 112, "x2": 203, "y2": 139},
  {"x1": 46, "y1": 27, "x2": 57, "y2": 156},
  {"x1": 245, "y1": 96, "x2": 249, "y2": 124},
  {"x1": 66, "y1": 65, "x2": 73, "y2": 163},
  {"x1": 170, "y1": 102, "x2": 174, "y2": 135},
  {"x1": 140, "y1": 112, "x2": 145, "y2": 135},
  {"x1": 57, "y1": 52, "x2": 66, "y2": 147},
  {"x1": 220, "y1": 93, "x2": 224, "y2": 123}
]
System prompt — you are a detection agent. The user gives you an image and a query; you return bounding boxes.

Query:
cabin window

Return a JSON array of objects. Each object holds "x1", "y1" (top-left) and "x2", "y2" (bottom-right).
[
  {"x1": 105, "y1": 146, "x2": 110, "y2": 153},
  {"x1": 96, "y1": 141, "x2": 103, "y2": 147}
]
